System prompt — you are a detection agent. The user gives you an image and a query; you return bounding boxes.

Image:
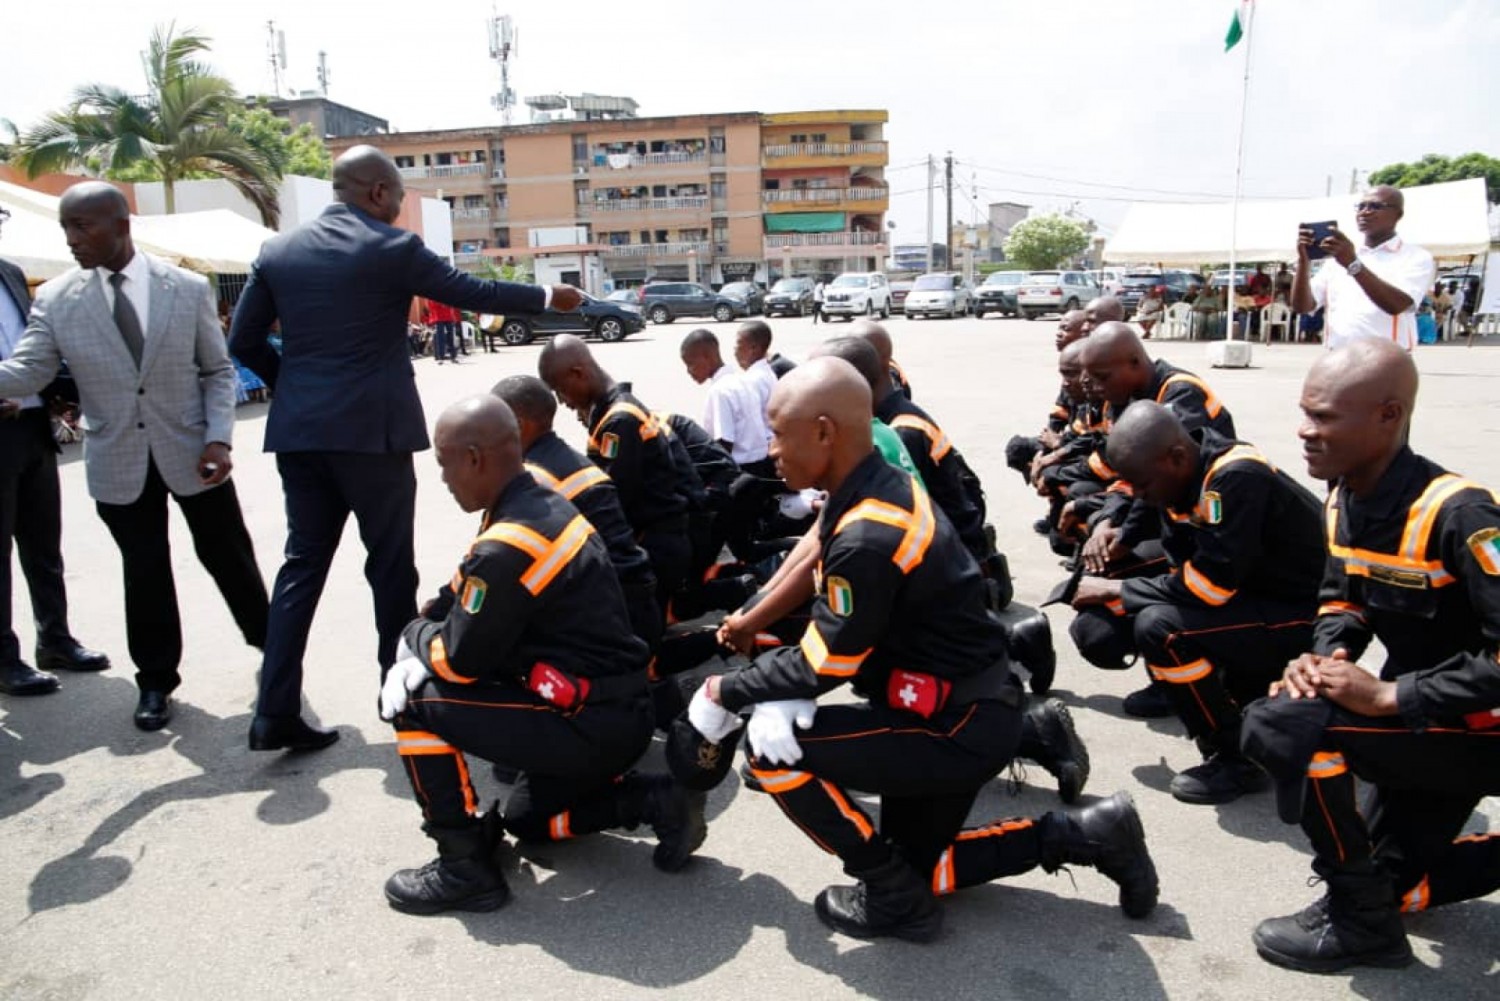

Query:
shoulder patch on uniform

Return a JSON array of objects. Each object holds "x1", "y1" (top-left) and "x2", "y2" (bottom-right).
[
  {"x1": 1200, "y1": 491, "x2": 1223, "y2": 525},
  {"x1": 826, "y1": 575, "x2": 854, "y2": 617},
  {"x1": 460, "y1": 577, "x2": 488, "y2": 614},
  {"x1": 599, "y1": 432, "x2": 620, "y2": 459},
  {"x1": 1467, "y1": 526, "x2": 1500, "y2": 575}
]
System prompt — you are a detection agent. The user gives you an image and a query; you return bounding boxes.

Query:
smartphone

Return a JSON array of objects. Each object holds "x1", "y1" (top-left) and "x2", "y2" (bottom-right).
[{"x1": 1303, "y1": 220, "x2": 1338, "y2": 260}]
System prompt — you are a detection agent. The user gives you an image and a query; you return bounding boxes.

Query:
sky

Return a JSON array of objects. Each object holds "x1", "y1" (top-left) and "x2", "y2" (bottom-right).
[{"x1": 4, "y1": 0, "x2": 1497, "y2": 243}]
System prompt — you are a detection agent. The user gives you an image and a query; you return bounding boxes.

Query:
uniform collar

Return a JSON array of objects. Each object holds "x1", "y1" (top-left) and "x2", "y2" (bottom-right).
[
  {"x1": 1363, "y1": 233, "x2": 1404, "y2": 255},
  {"x1": 821, "y1": 450, "x2": 889, "y2": 529},
  {"x1": 1341, "y1": 446, "x2": 1424, "y2": 522},
  {"x1": 1167, "y1": 428, "x2": 1234, "y2": 518}
]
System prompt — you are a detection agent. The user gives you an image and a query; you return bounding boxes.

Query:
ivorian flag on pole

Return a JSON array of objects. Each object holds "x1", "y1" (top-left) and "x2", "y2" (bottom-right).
[{"x1": 1226, "y1": 4, "x2": 1246, "y2": 51}]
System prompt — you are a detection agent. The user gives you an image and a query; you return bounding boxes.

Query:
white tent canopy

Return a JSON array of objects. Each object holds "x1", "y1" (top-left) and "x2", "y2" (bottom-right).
[
  {"x1": 0, "y1": 178, "x2": 274, "y2": 281},
  {"x1": 1104, "y1": 178, "x2": 1491, "y2": 266}
]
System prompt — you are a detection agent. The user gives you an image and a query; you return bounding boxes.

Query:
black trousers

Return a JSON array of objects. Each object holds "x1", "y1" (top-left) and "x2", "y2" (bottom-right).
[
  {"x1": 1071, "y1": 595, "x2": 1313, "y2": 746},
  {"x1": 1247, "y1": 694, "x2": 1500, "y2": 912},
  {"x1": 748, "y1": 697, "x2": 1055, "y2": 889},
  {"x1": 0, "y1": 409, "x2": 71, "y2": 665},
  {"x1": 639, "y1": 519, "x2": 691, "y2": 615},
  {"x1": 257, "y1": 451, "x2": 418, "y2": 718},
  {"x1": 396, "y1": 681, "x2": 654, "y2": 841},
  {"x1": 95, "y1": 458, "x2": 268, "y2": 693}
]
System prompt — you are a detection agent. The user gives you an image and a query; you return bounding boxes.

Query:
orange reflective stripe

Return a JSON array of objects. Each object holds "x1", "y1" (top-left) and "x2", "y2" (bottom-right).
[
  {"x1": 1158, "y1": 373, "x2": 1223, "y2": 418},
  {"x1": 549, "y1": 812, "x2": 574, "y2": 840},
  {"x1": 477, "y1": 522, "x2": 551, "y2": 560},
  {"x1": 932, "y1": 847, "x2": 957, "y2": 896},
  {"x1": 1318, "y1": 600, "x2": 1366, "y2": 621},
  {"x1": 821, "y1": 780, "x2": 875, "y2": 840},
  {"x1": 1326, "y1": 477, "x2": 1496, "y2": 588},
  {"x1": 1204, "y1": 444, "x2": 1271, "y2": 480},
  {"x1": 555, "y1": 466, "x2": 610, "y2": 501},
  {"x1": 1148, "y1": 658, "x2": 1212, "y2": 684},
  {"x1": 396, "y1": 730, "x2": 456, "y2": 755},
  {"x1": 750, "y1": 768, "x2": 814, "y2": 794},
  {"x1": 1399, "y1": 475, "x2": 1474, "y2": 561},
  {"x1": 889, "y1": 414, "x2": 953, "y2": 462},
  {"x1": 1088, "y1": 451, "x2": 1116, "y2": 480},
  {"x1": 1182, "y1": 560, "x2": 1235, "y2": 606},
  {"x1": 954, "y1": 818, "x2": 1034, "y2": 841},
  {"x1": 893, "y1": 479, "x2": 936, "y2": 572},
  {"x1": 590, "y1": 402, "x2": 660, "y2": 448},
  {"x1": 1307, "y1": 751, "x2": 1347, "y2": 779},
  {"x1": 427, "y1": 634, "x2": 474, "y2": 684},
  {"x1": 524, "y1": 462, "x2": 561, "y2": 491},
  {"x1": 1400, "y1": 876, "x2": 1430, "y2": 913},
  {"x1": 519, "y1": 514, "x2": 595, "y2": 595},
  {"x1": 833, "y1": 498, "x2": 912, "y2": 535},
  {"x1": 799, "y1": 621, "x2": 868, "y2": 678}
]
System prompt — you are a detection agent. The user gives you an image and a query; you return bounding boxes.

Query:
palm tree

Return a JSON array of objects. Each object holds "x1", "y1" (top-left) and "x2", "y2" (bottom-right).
[{"x1": 14, "y1": 24, "x2": 281, "y2": 227}]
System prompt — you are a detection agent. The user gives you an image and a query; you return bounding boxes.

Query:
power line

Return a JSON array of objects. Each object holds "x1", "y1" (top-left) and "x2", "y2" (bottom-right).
[{"x1": 955, "y1": 157, "x2": 1297, "y2": 201}]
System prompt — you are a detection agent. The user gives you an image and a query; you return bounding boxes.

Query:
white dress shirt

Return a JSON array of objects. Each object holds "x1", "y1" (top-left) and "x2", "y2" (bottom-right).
[
  {"x1": 702, "y1": 364, "x2": 769, "y2": 464},
  {"x1": 0, "y1": 270, "x2": 41, "y2": 409},
  {"x1": 99, "y1": 251, "x2": 153, "y2": 337},
  {"x1": 743, "y1": 357, "x2": 778, "y2": 417},
  {"x1": 1310, "y1": 235, "x2": 1434, "y2": 351}
]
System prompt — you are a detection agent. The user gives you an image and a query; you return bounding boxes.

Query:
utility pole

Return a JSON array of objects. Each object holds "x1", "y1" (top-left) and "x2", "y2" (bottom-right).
[
  {"x1": 944, "y1": 151, "x2": 954, "y2": 271},
  {"x1": 924, "y1": 154, "x2": 935, "y2": 273}
]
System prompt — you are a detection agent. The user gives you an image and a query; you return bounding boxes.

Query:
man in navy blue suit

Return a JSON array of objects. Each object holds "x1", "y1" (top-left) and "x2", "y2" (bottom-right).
[{"x1": 230, "y1": 145, "x2": 582, "y2": 751}]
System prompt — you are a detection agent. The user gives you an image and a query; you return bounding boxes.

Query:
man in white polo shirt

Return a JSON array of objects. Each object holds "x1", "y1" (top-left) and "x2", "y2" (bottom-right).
[
  {"x1": 680, "y1": 328, "x2": 769, "y2": 467},
  {"x1": 1292, "y1": 185, "x2": 1434, "y2": 351}
]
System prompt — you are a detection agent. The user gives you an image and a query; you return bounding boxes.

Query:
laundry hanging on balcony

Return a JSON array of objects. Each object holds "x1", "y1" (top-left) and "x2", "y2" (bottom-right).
[{"x1": 762, "y1": 212, "x2": 846, "y2": 233}]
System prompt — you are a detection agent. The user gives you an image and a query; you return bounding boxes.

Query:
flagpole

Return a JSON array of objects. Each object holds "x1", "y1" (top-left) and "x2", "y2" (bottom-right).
[{"x1": 1227, "y1": 1, "x2": 1255, "y2": 342}]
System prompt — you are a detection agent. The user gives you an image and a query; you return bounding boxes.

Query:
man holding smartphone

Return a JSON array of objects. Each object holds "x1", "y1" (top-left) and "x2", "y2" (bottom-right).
[{"x1": 1291, "y1": 185, "x2": 1434, "y2": 351}]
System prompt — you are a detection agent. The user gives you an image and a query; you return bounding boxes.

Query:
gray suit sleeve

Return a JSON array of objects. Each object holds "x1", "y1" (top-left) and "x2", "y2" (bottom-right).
[
  {"x1": 191, "y1": 276, "x2": 237, "y2": 446},
  {"x1": 0, "y1": 292, "x2": 64, "y2": 398}
]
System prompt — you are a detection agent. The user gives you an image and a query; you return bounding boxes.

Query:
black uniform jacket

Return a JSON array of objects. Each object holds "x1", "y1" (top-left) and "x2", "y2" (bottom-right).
[
  {"x1": 717, "y1": 451, "x2": 1008, "y2": 711},
  {"x1": 1314, "y1": 448, "x2": 1500, "y2": 731},
  {"x1": 524, "y1": 430, "x2": 653, "y2": 584},
  {"x1": 1121, "y1": 430, "x2": 1324, "y2": 612},
  {"x1": 404, "y1": 473, "x2": 649, "y2": 687},
  {"x1": 585, "y1": 384, "x2": 688, "y2": 532},
  {"x1": 874, "y1": 392, "x2": 988, "y2": 559}
]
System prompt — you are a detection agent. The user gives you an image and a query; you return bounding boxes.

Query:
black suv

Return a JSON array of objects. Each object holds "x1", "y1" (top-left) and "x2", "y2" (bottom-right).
[
  {"x1": 638, "y1": 282, "x2": 749, "y2": 324},
  {"x1": 763, "y1": 277, "x2": 815, "y2": 317},
  {"x1": 1117, "y1": 271, "x2": 1200, "y2": 314}
]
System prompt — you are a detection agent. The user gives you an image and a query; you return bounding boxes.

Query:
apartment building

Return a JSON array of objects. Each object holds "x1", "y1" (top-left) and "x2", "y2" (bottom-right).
[{"x1": 327, "y1": 108, "x2": 888, "y2": 288}]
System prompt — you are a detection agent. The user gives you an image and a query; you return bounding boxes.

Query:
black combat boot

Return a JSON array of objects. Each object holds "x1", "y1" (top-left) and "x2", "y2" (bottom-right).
[
  {"x1": 1252, "y1": 860, "x2": 1413, "y2": 973},
  {"x1": 1170, "y1": 729, "x2": 1271, "y2": 805},
  {"x1": 1004, "y1": 609, "x2": 1056, "y2": 695},
  {"x1": 814, "y1": 853, "x2": 944, "y2": 942},
  {"x1": 1040, "y1": 791, "x2": 1159, "y2": 918},
  {"x1": 384, "y1": 819, "x2": 510, "y2": 915},
  {"x1": 1016, "y1": 697, "x2": 1090, "y2": 804},
  {"x1": 618, "y1": 772, "x2": 708, "y2": 872}
]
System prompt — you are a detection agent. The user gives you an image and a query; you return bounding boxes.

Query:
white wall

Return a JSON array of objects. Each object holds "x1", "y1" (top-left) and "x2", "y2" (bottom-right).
[
  {"x1": 420, "y1": 197, "x2": 453, "y2": 260},
  {"x1": 132, "y1": 174, "x2": 333, "y2": 233}
]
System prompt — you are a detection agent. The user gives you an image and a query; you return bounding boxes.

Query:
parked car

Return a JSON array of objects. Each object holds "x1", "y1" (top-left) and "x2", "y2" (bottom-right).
[
  {"x1": 605, "y1": 289, "x2": 642, "y2": 308},
  {"x1": 888, "y1": 279, "x2": 914, "y2": 314},
  {"x1": 821, "y1": 271, "x2": 892, "y2": 320},
  {"x1": 489, "y1": 291, "x2": 646, "y2": 346},
  {"x1": 763, "y1": 277, "x2": 814, "y2": 317},
  {"x1": 1016, "y1": 270, "x2": 1101, "y2": 320},
  {"x1": 904, "y1": 272, "x2": 973, "y2": 319},
  {"x1": 719, "y1": 281, "x2": 766, "y2": 315},
  {"x1": 1117, "y1": 270, "x2": 1200, "y2": 314},
  {"x1": 637, "y1": 282, "x2": 749, "y2": 324},
  {"x1": 973, "y1": 271, "x2": 1028, "y2": 318},
  {"x1": 1089, "y1": 268, "x2": 1126, "y2": 295}
]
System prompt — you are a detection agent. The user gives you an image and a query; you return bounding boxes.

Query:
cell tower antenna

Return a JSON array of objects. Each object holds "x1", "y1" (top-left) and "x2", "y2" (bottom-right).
[
  {"x1": 317, "y1": 50, "x2": 331, "y2": 96},
  {"x1": 266, "y1": 21, "x2": 287, "y2": 96},
  {"x1": 488, "y1": 9, "x2": 517, "y2": 124}
]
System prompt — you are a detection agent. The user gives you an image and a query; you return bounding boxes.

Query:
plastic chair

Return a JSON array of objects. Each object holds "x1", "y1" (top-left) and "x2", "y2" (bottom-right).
[
  {"x1": 1260, "y1": 302, "x2": 1292, "y2": 343},
  {"x1": 1158, "y1": 302, "x2": 1191, "y2": 340}
]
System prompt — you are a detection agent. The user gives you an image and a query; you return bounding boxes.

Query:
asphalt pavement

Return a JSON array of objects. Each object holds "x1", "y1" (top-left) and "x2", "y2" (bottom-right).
[{"x1": 2, "y1": 313, "x2": 1497, "y2": 1000}]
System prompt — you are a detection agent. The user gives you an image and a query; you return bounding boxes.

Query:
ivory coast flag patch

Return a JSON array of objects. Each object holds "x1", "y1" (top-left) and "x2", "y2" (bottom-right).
[
  {"x1": 599, "y1": 432, "x2": 620, "y2": 459},
  {"x1": 827, "y1": 575, "x2": 854, "y2": 617},
  {"x1": 460, "y1": 577, "x2": 488, "y2": 614},
  {"x1": 1201, "y1": 491, "x2": 1224, "y2": 525},
  {"x1": 1467, "y1": 527, "x2": 1500, "y2": 575}
]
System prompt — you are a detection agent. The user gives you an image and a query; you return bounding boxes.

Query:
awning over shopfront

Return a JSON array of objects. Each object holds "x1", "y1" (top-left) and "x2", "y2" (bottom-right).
[{"x1": 763, "y1": 212, "x2": 846, "y2": 234}]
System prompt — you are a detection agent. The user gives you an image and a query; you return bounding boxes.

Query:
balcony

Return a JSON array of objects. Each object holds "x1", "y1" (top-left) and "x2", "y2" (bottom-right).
[
  {"x1": 589, "y1": 150, "x2": 709, "y2": 172},
  {"x1": 398, "y1": 163, "x2": 488, "y2": 180},
  {"x1": 761, "y1": 141, "x2": 888, "y2": 168},
  {"x1": 592, "y1": 196, "x2": 710, "y2": 214},
  {"x1": 762, "y1": 186, "x2": 889, "y2": 212},
  {"x1": 602, "y1": 241, "x2": 713, "y2": 259},
  {"x1": 453, "y1": 252, "x2": 491, "y2": 267},
  {"x1": 452, "y1": 207, "x2": 491, "y2": 223},
  {"x1": 763, "y1": 232, "x2": 887, "y2": 256}
]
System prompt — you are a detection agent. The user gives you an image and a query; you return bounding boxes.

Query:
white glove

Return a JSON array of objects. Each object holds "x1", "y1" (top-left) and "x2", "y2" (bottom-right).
[
  {"x1": 687, "y1": 683, "x2": 743, "y2": 744},
  {"x1": 380, "y1": 655, "x2": 432, "y2": 721},
  {"x1": 746, "y1": 699, "x2": 818, "y2": 766}
]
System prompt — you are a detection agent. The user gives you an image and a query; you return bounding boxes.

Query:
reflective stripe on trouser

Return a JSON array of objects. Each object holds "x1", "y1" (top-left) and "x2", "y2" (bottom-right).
[
  {"x1": 1133, "y1": 598, "x2": 1315, "y2": 742},
  {"x1": 931, "y1": 818, "x2": 1040, "y2": 896},
  {"x1": 395, "y1": 722, "x2": 479, "y2": 825},
  {"x1": 747, "y1": 764, "x2": 887, "y2": 870}
]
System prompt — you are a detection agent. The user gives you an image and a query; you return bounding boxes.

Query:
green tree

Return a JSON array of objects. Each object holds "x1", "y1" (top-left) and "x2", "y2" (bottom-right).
[
  {"x1": 13, "y1": 24, "x2": 282, "y2": 226},
  {"x1": 1368, "y1": 152, "x2": 1500, "y2": 205},
  {"x1": 0, "y1": 119, "x2": 16, "y2": 163},
  {"x1": 1002, "y1": 215, "x2": 1091, "y2": 270},
  {"x1": 227, "y1": 105, "x2": 332, "y2": 180}
]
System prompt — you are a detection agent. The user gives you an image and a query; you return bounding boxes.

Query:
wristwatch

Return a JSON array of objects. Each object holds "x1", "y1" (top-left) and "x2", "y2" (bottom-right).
[{"x1": 1346, "y1": 259, "x2": 1365, "y2": 277}]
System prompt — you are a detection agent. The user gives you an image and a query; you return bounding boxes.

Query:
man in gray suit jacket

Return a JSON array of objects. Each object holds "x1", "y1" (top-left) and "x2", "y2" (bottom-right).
[{"x1": 0, "y1": 183, "x2": 269, "y2": 731}]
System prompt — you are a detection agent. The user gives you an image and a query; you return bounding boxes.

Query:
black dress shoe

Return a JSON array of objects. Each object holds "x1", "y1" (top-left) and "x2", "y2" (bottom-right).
[
  {"x1": 36, "y1": 642, "x2": 111, "y2": 673},
  {"x1": 249, "y1": 714, "x2": 340, "y2": 752},
  {"x1": 0, "y1": 661, "x2": 61, "y2": 696},
  {"x1": 134, "y1": 690, "x2": 174, "y2": 731}
]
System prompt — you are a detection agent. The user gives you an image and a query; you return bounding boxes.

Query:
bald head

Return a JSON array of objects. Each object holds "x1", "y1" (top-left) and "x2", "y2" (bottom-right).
[
  {"x1": 538, "y1": 334, "x2": 609, "y2": 415},
  {"x1": 1369, "y1": 184, "x2": 1404, "y2": 214},
  {"x1": 491, "y1": 374, "x2": 557, "y2": 447},
  {"x1": 1310, "y1": 338, "x2": 1418, "y2": 411},
  {"x1": 1056, "y1": 308, "x2": 1088, "y2": 350},
  {"x1": 436, "y1": 394, "x2": 519, "y2": 452},
  {"x1": 1103, "y1": 401, "x2": 1198, "y2": 507},
  {"x1": 1299, "y1": 339, "x2": 1418, "y2": 492},
  {"x1": 1084, "y1": 296, "x2": 1125, "y2": 332},
  {"x1": 59, "y1": 181, "x2": 129, "y2": 220},
  {"x1": 808, "y1": 336, "x2": 886, "y2": 400},
  {"x1": 1080, "y1": 322, "x2": 1152, "y2": 408},
  {"x1": 332, "y1": 145, "x2": 404, "y2": 223},
  {"x1": 1058, "y1": 339, "x2": 1087, "y2": 370},
  {"x1": 850, "y1": 319, "x2": 894, "y2": 369},
  {"x1": 767, "y1": 357, "x2": 874, "y2": 492},
  {"x1": 433, "y1": 395, "x2": 523, "y2": 512}
]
